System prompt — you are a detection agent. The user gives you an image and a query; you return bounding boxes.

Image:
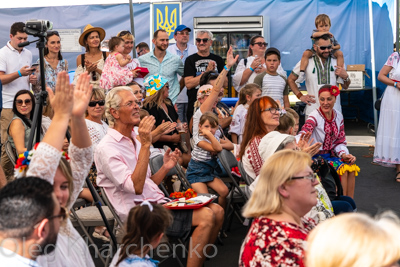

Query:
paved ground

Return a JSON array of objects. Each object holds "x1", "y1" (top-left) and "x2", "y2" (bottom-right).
[{"x1": 90, "y1": 119, "x2": 400, "y2": 266}]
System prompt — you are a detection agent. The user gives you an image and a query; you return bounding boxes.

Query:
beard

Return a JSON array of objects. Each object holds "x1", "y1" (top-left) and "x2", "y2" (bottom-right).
[
  {"x1": 156, "y1": 43, "x2": 167, "y2": 51},
  {"x1": 39, "y1": 222, "x2": 58, "y2": 255}
]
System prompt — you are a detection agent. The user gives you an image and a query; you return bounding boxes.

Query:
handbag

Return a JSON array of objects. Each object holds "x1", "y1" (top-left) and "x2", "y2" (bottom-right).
[{"x1": 375, "y1": 90, "x2": 385, "y2": 111}]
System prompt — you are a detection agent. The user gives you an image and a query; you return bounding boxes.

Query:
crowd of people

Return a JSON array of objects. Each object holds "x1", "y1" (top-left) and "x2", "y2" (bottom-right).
[{"x1": 0, "y1": 12, "x2": 399, "y2": 267}]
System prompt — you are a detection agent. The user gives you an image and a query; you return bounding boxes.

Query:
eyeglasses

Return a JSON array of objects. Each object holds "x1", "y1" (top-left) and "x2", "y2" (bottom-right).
[
  {"x1": 177, "y1": 31, "x2": 190, "y2": 36},
  {"x1": 88, "y1": 100, "x2": 105, "y2": 107},
  {"x1": 316, "y1": 45, "x2": 332, "y2": 51},
  {"x1": 16, "y1": 99, "x2": 32, "y2": 105},
  {"x1": 47, "y1": 207, "x2": 67, "y2": 222},
  {"x1": 290, "y1": 173, "x2": 318, "y2": 183},
  {"x1": 117, "y1": 100, "x2": 140, "y2": 108},
  {"x1": 253, "y1": 42, "x2": 268, "y2": 47},
  {"x1": 119, "y1": 30, "x2": 131, "y2": 37},
  {"x1": 196, "y1": 38, "x2": 210, "y2": 43},
  {"x1": 137, "y1": 49, "x2": 145, "y2": 56},
  {"x1": 262, "y1": 107, "x2": 281, "y2": 114}
]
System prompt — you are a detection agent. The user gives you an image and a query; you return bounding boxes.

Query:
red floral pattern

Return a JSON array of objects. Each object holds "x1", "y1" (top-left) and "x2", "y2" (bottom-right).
[
  {"x1": 239, "y1": 216, "x2": 315, "y2": 267},
  {"x1": 245, "y1": 136, "x2": 263, "y2": 177}
]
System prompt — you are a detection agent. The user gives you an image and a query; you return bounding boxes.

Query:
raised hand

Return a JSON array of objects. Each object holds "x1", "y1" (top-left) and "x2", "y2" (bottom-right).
[
  {"x1": 163, "y1": 147, "x2": 181, "y2": 170},
  {"x1": 138, "y1": 115, "x2": 155, "y2": 147},
  {"x1": 226, "y1": 46, "x2": 239, "y2": 68},
  {"x1": 72, "y1": 72, "x2": 93, "y2": 118},
  {"x1": 48, "y1": 71, "x2": 74, "y2": 118}
]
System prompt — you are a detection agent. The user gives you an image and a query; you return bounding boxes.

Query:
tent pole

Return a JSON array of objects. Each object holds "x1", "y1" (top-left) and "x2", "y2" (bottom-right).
[
  {"x1": 129, "y1": 0, "x2": 137, "y2": 58},
  {"x1": 368, "y1": 0, "x2": 378, "y2": 132}
]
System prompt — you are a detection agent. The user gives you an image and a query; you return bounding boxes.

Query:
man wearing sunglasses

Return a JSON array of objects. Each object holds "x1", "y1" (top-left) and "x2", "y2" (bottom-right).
[
  {"x1": 0, "y1": 177, "x2": 62, "y2": 265},
  {"x1": 184, "y1": 30, "x2": 227, "y2": 123},
  {"x1": 288, "y1": 34, "x2": 351, "y2": 116},
  {"x1": 167, "y1": 25, "x2": 198, "y2": 123},
  {"x1": 139, "y1": 29, "x2": 184, "y2": 105}
]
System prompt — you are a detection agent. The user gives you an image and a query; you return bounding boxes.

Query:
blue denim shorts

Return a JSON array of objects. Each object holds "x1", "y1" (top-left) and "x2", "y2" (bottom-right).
[{"x1": 186, "y1": 158, "x2": 227, "y2": 184}]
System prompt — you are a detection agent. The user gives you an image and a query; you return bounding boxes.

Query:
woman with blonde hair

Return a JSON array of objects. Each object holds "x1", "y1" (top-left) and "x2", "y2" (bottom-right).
[
  {"x1": 239, "y1": 149, "x2": 318, "y2": 267},
  {"x1": 306, "y1": 212, "x2": 400, "y2": 267}
]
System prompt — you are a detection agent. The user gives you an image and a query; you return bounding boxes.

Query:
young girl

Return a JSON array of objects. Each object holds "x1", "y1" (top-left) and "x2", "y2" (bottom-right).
[
  {"x1": 186, "y1": 111, "x2": 230, "y2": 209},
  {"x1": 100, "y1": 36, "x2": 135, "y2": 90},
  {"x1": 276, "y1": 110, "x2": 296, "y2": 135},
  {"x1": 111, "y1": 202, "x2": 172, "y2": 267},
  {"x1": 229, "y1": 83, "x2": 261, "y2": 144}
]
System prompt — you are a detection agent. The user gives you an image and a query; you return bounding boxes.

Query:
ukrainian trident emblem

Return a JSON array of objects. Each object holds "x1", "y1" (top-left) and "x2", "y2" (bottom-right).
[{"x1": 152, "y1": 3, "x2": 181, "y2": 41}]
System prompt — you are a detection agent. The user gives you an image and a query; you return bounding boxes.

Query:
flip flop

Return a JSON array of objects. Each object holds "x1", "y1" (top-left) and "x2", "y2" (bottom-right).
[{"x1": 395, "y1": 172, "x2": 400, "y2": 183}]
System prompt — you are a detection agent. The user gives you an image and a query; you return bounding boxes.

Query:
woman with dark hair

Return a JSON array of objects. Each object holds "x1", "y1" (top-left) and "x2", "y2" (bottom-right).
[
  {"x1": 73, "y1": 24, "x2": 109, "y2": 89},
  {"x1": 7, "y1": 90, "x2": 37, "y2": 154},
  {"x1": 239, "y1": 96, "x2": 280, "y2": 180},
  {"x1": 233, "y1": 35, "x2": 286, "y2": 92},
  {"x1": 32, "y1": 31, "x2": 68, "y2": 93}
]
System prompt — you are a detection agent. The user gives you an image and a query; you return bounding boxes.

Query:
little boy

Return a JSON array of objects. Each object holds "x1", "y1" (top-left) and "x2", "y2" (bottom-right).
[
  {"x1": 254, "y1": 47, "x2": 290, "y2": 109},
  {"x1": 297, "y1": 14, "x2": 344, "y2": 83}
]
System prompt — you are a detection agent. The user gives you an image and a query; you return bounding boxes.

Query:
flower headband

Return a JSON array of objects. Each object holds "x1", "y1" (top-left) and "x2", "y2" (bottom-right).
[
  {"x1": 318, "y1": 85, "x2": 340, "y2": 97},
  {"x1": 143, "y1": 74, "x2": 168, "y2": 97},
  {"x1": 14, "y1": 143, "x2": 70, "y2": 178},
  {"x1": 197, "y1": 84, "x2": 213, "y2": 100}
]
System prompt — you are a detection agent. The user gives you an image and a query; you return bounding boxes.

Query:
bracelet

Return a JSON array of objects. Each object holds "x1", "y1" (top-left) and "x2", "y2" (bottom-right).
[
  {"x1": 18, "y1": 70, "x2": 22, "y2": 77},
  {"x1": 224, "y1": 65, "x2": 229, "y2": 71},
  {"x1": 249, "y1": 67, "x2": 255, "y2": 72},
  {"x1": 394, "y1": 82, "x2": 398, "y2": 88},
  {"x1": 343, "y1": 76, "x2": 350, "y2": 82},
  {"x1": 296, "y1": 92, "x2": 303, "y2": 99}
]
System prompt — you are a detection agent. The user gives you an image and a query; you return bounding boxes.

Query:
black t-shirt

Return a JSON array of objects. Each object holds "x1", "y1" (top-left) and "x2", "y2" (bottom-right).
[
  {"x1": 184, "y1": 53, "x2": 225, "y2": 123},
  {"x1": 142, "y1": 100, "x2": 179, "y2": 150}
]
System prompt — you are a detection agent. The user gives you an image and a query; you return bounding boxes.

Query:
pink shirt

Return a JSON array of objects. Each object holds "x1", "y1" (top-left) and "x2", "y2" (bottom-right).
[{"x1": 95, "y1": 128, "x2": 166, "y2": 222}]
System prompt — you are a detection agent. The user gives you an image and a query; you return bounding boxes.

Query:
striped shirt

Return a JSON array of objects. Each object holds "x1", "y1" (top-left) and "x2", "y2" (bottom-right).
[
  {"x1": 191, "y1": 132, "x2": 220, "y2": 161},
  {"x1": 254, "y1": 72, "x2": 289, "y2": 106}
]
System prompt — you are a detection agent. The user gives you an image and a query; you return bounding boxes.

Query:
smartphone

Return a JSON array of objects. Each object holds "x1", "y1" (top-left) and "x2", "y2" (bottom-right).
[{"x1": 31, "y1": 63, "x2": 39, "y2": 68}]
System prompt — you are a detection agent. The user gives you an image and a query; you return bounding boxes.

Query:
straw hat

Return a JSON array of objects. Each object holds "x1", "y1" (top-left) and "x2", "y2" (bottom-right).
[{"x1": 79, "y1": 24, "x2": 106, "y2": 47}]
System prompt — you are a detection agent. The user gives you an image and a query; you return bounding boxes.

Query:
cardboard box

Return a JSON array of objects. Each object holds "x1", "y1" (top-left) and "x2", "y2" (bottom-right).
[
  {"x1": 347, "y1": 64, "x2": 365, "y2": 71},
  {"x1": 347, "y1": 71, "x2": 364, "y2": 88}
]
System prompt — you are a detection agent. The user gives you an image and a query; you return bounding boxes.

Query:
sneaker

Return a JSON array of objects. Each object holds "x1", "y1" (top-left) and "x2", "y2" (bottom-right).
[{"x1": 296, "y1": 72, "x2": 305, "y2": 84}]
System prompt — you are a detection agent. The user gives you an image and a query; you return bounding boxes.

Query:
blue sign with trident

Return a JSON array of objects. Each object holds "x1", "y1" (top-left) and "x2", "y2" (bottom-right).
[{"x1": 152, "y1": 2, "x2": 182, "y2": 43}]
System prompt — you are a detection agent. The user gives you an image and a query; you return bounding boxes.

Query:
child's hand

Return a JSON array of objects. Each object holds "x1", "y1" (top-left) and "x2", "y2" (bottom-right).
[
  {"x1": 199, "y1": 128, "x2": 212, "y2": 138},
  {"x1": 126, "y1": 54, "x2": 132, "y2": 61}
]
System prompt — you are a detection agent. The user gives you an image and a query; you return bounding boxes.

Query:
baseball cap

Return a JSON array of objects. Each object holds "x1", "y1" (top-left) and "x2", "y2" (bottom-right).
[
  {"x1": 265, "y1": 47, "x2": 281, "y2": 60},
  {"x1": 174, "y1": 25, "x2": 191, "y2": 35}
]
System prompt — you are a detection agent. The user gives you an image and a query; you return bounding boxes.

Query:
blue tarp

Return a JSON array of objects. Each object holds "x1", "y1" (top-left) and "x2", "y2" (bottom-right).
[{"x1": 0, "y1": 0, "x2": 394, "y2": 123}]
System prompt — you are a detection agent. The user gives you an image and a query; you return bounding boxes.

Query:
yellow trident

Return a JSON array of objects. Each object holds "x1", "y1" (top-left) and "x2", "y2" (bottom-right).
[{"x1": 156, "y1": 6, "x2": 177, "y2": 36}]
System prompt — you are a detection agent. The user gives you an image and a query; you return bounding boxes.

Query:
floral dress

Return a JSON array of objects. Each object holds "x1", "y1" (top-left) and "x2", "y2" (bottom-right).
[
  {"x1": 239, "y1": 216, "x2": 316, "y2": 267},
  {"x1": 99, "y1": 53, "x2": 134, "y2": 90},
  {"x1": 32, "y1": 58, "x2": 68, "y2": 93}
]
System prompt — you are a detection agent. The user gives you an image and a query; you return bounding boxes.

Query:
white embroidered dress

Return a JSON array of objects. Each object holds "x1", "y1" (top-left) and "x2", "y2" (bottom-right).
[{"x1": 27, "y1": 142, "x2": 94, "y2": 267}]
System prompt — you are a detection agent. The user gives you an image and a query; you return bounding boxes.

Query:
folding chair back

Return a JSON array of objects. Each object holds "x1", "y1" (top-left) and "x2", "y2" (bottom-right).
[
  {"x1": 99, "y1": 187, "x2": 126, "y2": 236},
  {"x1": 238, "y1": 160, "x2": 253, "y2": 186}
]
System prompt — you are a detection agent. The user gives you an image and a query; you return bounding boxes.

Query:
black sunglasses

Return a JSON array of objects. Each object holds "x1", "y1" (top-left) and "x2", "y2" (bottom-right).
[
  {"x1": 16, "y1": 99, "x2": 32, "y2": 105},
  {"x1": 316, "y1": 45, "x2": 332, "y2": 51},
  {"x1": 46, "y1": 30, "x2": 60, "y2": 37},
  {"x1": 196, "y1": 38, "x2": 209, "y2": 43},
  {"x1": 119, "y1": 30, "x2": 131, "y2": 37},
  {"x1": 88, "y1": 100, "x2": 105, "y2": 107},
  {"x1": 253, "y1": 42, "x2": 268, "y2": 47}
]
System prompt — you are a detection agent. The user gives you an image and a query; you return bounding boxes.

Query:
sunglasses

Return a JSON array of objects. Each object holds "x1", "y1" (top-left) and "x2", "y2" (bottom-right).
[
  {"x1": 177, "y1": 31, "x2": 190, "y2": 36},
  {"x1": 316, "y1": 45, "x2": 332, "y2": 51},
  {"x1": 16, "y1": 99, "x2": 32, "y2": 105},
  {"x1": 88, "y1": 100, "x2": 105, "y2": 107},
  {"x1": 253, "y1": 42, "x2": 268, "y2": 47},
  {"x1": 46, "y1": 30, "x2": 60, "y2": 37},
  {"x1": 119, "y1": 30, "x2": 131, "y2": 37},
  {"x1": 196, "y1": 38, "x2": 210, "y2": 43}
]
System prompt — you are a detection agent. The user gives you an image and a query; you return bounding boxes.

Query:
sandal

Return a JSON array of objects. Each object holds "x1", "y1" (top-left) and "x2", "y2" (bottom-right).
[
  {"x1": 395, "y1": 172, "x2": 400, "y2": 183},
  {"x1": 92, "y1": 227, "x2": 110, "y2": 242}
]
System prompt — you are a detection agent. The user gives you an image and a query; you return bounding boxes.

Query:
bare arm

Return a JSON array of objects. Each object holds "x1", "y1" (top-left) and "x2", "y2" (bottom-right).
[
  {"x1": 378, "y1": 65, "x2": 397, "y2": 87},
  {"x1": 198, "y1": 131, "x2": 222, "y2": 152},
  {"x1": 220, "y1": 137, "x2": 234, "y2": 150},
  {"x1": 0, "y1": 66, "x2": 33, "y2": 85},
  {"x1": 287, "y1": 72, "x2": 316, "y2": 104},
  {"x1": 283, "y1": 95, "x2": 291, "y2": 109},
  {"x1": 231, "y1": 133, "x2": 238, "y2": 144},
  {"x1": 218, "y1": 116, "x2": 232, "y2": 129},
  {"x1": 184, "y1": 75, "x2": 203, "y2": 89},
  {"x1": 116, "y1": 53, "x2": 130, "y2": 67},
  {"x1": 9, "y1": 120, "x2": 27, "y2": 155},
  {"x1": 334, "y1": 66, "x2": 350, "y2": 89},
  {"x1": 332, "y1": 43, "x2": 340, "y2": 50},
  {"x1": 0, "y1": 166, "x2": 6, "y2": 189},
  {"x1": 312, "y1": 31, "x2": 332, "y2": 38}
]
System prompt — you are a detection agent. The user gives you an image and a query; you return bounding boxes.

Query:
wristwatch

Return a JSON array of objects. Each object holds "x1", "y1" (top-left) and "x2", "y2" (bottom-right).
[{"x1": 343, "y1": 76, "x2": 350, "y2": 82}]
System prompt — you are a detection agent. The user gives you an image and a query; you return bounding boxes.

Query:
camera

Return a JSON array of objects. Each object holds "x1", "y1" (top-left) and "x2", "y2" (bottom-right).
[{"x1": 24, "y1": 20, "x2": 53, "y2": 37}]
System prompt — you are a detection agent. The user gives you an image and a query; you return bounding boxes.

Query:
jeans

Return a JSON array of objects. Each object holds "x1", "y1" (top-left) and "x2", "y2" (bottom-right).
[{"x1": 177, "y1": 103, "x2": 188, "y2": 123}]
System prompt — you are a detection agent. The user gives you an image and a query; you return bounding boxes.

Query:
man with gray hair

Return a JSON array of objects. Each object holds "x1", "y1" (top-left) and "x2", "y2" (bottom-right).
[
  {"x1": 184, "y1": 30, "x2": 226, "y2": 123},
  {"x1": 95, "y1": 86, "x2": 224, "y2": 266}
]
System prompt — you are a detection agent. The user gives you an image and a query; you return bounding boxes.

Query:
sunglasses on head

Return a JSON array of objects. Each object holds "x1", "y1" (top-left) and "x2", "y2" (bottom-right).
[
  {"x1": 119, "y1": 30, "x2": 131, "y2": 37},
  {"x1": 88, "y1": 100, "x2": 105, "y2": 107},
  {"x1": 316, "y1": 45, "x2": 332, "y2": 51},
  {"x1": 196, "y1": 38, "x2": 209, "y2": 43},
  {"x1": 46, "y1": 31, "x2": 59, "y2": 37},
  {"x1": 16, "y1": 99, "x2": 32, "y2": 105}
]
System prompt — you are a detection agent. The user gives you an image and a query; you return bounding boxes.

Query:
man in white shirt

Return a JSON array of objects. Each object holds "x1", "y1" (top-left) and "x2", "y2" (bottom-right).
[
  {"x1": 0, "y1": 22, "x2": 34, "y2": 179},
  {"x1": 288, "y1": 34, "x2": 351, "y2": 116},
  {"x1": 0, "y1": 178, "x2": 62, "y2": 266},
  {"x1": 167, "y1": 25, "x2": 198, "y2": 123}
]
